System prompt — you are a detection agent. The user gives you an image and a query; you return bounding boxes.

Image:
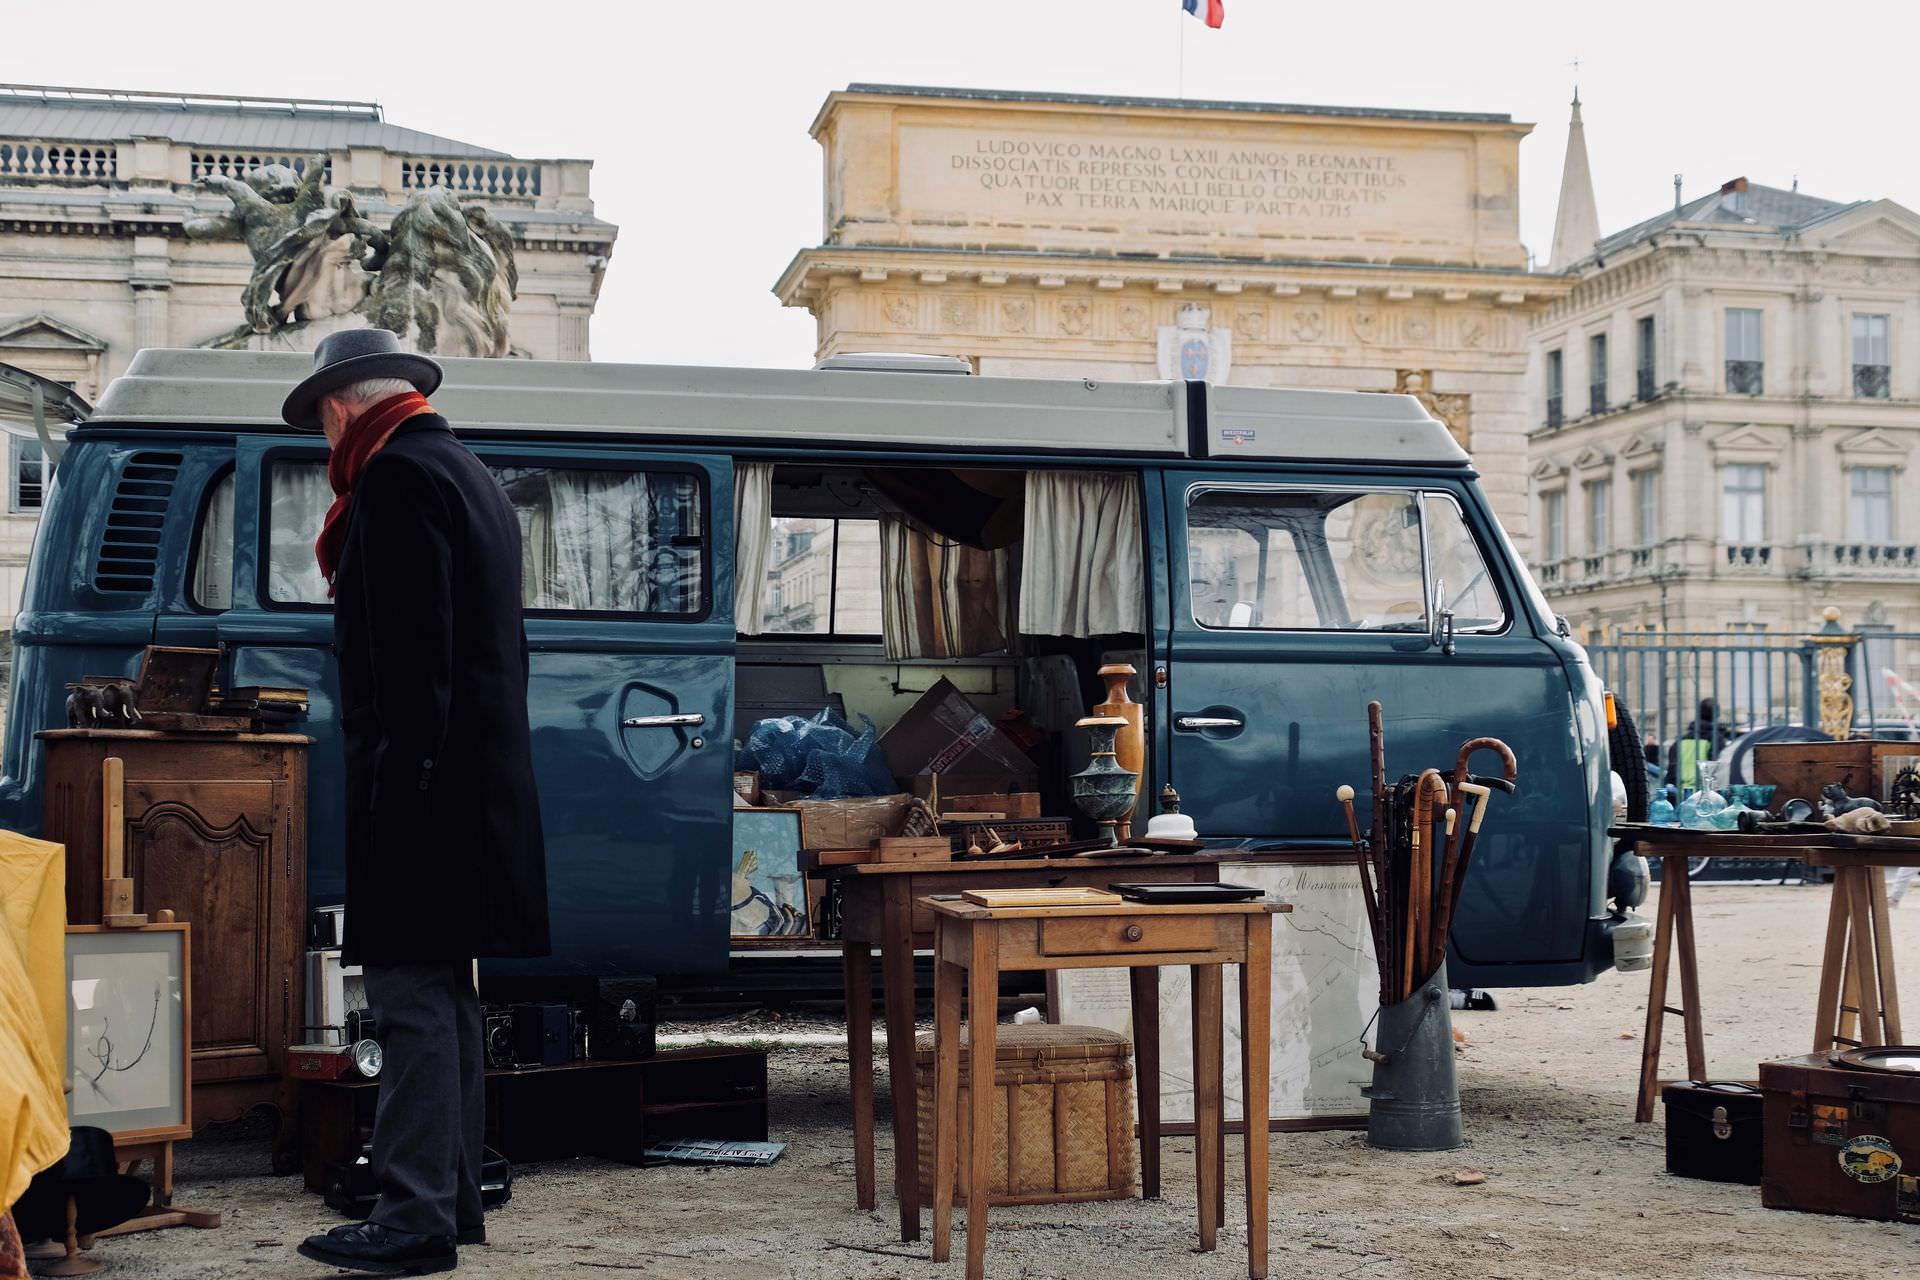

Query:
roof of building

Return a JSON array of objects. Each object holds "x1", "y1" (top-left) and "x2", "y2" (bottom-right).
[
  {"x1": 0, "y1": 84, "x2": 506, "y2": 158},
  {"x1": 88, "y1": 348, "x2": 1470, "y2": 467},
  {"x1": 1594, "y1": 179, "x2": 1863, "y2": 258},
  {"x1": 839, "y1": 83, "x2": 1514, "y2": 125}
]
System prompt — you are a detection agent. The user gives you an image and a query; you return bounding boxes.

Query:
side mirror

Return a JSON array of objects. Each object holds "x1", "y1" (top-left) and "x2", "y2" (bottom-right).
[{"x1": 1428, "y1": 578, "x2": 1455, "y2": 657}]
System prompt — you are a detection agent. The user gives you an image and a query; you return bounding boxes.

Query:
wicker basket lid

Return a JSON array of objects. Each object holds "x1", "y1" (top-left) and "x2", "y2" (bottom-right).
[{"x1": 914, "y1": 1022, "x2": 1131, "y2": 1065}]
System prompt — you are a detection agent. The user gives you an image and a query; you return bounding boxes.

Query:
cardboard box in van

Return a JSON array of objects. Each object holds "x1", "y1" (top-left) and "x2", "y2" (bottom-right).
[{"x1": 879, "y1": 678, "x2": 1038, "y2": 792}]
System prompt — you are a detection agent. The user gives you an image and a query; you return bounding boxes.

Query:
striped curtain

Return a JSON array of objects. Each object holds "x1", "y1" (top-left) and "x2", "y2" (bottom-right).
[{"x1": 879, "y1": 516, "x2": 1010, "y2": 660}]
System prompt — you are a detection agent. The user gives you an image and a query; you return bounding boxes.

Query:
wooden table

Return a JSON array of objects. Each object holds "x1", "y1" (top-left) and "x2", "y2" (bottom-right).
[
  {"x1": 822, "y1": 853, "x2": 1222, "y2": 1242},
  {"x1": 927, "y1": 896, "x2": 1285, "y2": 1280},
  {"x1": 1618, "y1": 825, "x2": 1913, "y2": 1122}
]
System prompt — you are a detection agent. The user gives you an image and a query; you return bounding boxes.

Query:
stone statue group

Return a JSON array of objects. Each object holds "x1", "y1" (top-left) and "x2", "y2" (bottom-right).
[{"x1": 186, "y1": 153, "x2": 518, "y2": 358}]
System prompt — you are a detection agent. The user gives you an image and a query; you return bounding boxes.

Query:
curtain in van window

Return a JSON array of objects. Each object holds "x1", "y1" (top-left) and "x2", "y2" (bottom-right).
[
  {"x1": 192, "y1": 472, "x2": 237, "y2": 609},
  {"x1": 735, "y1": 462, "x2": 774, "y2": 635},
  {"x1": 520, "y1": 470, "x2": 655, "y2": 612},
  {"x1": 269, "y1": 463, "x2": 334, "y2": 604},
  {"x1": 1018, "y1": 471, "x2": 1143, "y2": 637},
  {"x1": 878, "y1": 516, "x2": 1010, "y2": 660}
]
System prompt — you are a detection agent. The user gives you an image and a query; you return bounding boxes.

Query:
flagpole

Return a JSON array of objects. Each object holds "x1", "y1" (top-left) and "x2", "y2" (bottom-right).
[{"x1": 1178, "y1": 6, "x2": 1186, "y2": 97}]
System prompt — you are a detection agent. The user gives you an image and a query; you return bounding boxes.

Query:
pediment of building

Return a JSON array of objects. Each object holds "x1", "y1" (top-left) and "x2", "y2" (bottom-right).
[
  {"x1": 1621, "y1": 430, "x2": 1665, "y2": 463},
  {"x1": 1836, "y1": 426, "x2": 1911, "y2": 459},
  {"x1": 1709, "y1": 423, "x2": 1787, "y2": 456},
  {"x1": 1531, "y1": 455, "x2": 1571, "y2": 483},
  {"x1": 0, "y1": 313, "x2": 108, "y2": 352},
  {"x1": 1805, "y1": 200, "x2": 1920, "y2": 258},
  {"x1": 1572, "y1": 445, "x2": 1614, "y2": 471}
]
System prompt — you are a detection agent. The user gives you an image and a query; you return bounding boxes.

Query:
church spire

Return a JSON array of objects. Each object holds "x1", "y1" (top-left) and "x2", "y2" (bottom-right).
[{"x1": 1547, "y1": 90, "x2": 1601, "y2": 272}]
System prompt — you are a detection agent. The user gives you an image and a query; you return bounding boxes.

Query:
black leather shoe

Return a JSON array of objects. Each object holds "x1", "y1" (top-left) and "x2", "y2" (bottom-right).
[
  {"x1": 296, "y1": 1221, "x2": 457, "y2": 1275},
  {"x1": 456, "y1": 1225, "x2": 485, "y2": 1247}
]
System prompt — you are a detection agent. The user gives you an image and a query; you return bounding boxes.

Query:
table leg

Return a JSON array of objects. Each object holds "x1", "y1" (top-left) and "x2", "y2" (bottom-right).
[
  {"x1": 1635, "y1": 856, "x2": 1681, "y2": 1122},
  {"x1": 843, "y1": 942, "x2": 876, "y2": 1212},
  {"x1": 1815, "y1": 869, "x2": 1852, "y2": 1054},
  {"x1": 1669, "y1": 860, "x2": 1708, "y2": 1083},
  {"x1": 931, "y1": 933, "x2": 963, "y2": 1265},
  {"x1": 1191, "y1": 963, "x2": 1223, "y2": 1254},
  {"x1": 1869, "y1": 867, "x2": 1903, "y2": 1043},
  {"x1": 1845, "y1": 869, "x2": 1886, "y2": 1049},
  {"x1": 1239, "y1": 918, "x2": 1272, "y2": 1280},
  {"x1": 880, "y1": 888, "x2": 922, "y2": 1241},
  {"x1": 1128, "y1": 966, "x2": 1162, "y2": 1200},
  {"x1": 965, "y1": 926, "x2": 999, "y2": 1280}
]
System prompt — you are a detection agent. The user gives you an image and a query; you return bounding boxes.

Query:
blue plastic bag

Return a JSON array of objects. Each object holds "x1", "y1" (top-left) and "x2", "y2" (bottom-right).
[{"x1": 740, "y1": 708, "x2": 893, "y2": 800}]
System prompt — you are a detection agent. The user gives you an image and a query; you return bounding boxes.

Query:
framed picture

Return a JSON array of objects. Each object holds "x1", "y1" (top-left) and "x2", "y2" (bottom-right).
[
  {"x1": 731, "y1": 807, "x2": 810, "y2": 941},
  {"x1": 66, "y1": 923, "x2": 192, "y2": 1143}
]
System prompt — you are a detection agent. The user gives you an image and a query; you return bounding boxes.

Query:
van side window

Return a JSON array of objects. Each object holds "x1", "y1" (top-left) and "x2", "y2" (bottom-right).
[
  {"x1": 265, "y1": 461, "x2": 707, "y2": 615},
  {"x1": 192, "y1": 471, "x2": 237, "y2": 610},
  {"x1": 1426, "y1": 497, "x2": 1507, "y2": 633},
  {"x1": 1185, "y1": 488, "x2": 1504, "y2": 632}
]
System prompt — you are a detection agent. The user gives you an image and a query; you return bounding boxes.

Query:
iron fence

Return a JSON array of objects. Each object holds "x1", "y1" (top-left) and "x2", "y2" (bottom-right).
[{"x1": 1586, "y1": 628, "x2": 1920, "y2": 768}]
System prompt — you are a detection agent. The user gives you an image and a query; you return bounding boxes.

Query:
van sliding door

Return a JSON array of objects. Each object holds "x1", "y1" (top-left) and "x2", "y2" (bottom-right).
[{"x1": 1159, "y1": 472, "x2": 1597, "y2": 984}]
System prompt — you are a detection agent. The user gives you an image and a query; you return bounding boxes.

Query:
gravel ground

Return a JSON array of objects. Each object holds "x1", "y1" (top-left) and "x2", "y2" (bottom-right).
[{"x1": 87, "y1": 882, "x2": 1920, "y2": 1279}]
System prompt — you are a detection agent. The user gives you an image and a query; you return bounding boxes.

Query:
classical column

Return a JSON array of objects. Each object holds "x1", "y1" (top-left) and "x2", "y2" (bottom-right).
[
  {"x1": 129, "y1": 236, "x2": 173, "y2": 352},
  {"x1": 556, "y1": 299, "x2": 594, "y2": 361}
]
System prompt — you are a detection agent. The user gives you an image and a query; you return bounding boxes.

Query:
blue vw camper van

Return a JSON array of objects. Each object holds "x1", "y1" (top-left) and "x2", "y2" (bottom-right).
[{"x1": 0, "y1": 350, "x2": 1636, "y2": 987}]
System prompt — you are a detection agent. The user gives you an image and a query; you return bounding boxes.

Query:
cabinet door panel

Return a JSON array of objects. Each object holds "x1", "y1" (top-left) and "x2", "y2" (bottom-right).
[{"x1": 126, "y1": 778, "x2": 279, "y2": 1080}]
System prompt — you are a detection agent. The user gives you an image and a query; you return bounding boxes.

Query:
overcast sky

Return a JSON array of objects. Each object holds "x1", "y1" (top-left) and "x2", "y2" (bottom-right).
[{"x1": 22, "y1": 1, "x2": 1919, "y2": 368}]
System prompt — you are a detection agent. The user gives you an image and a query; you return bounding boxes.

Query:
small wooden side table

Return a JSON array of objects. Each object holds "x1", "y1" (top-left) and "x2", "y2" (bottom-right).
[{"x1": 926, "y1": 896, "x2": 1287, "y2": 1280}]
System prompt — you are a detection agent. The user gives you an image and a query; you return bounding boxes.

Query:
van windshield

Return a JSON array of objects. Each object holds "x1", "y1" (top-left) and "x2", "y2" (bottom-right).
[{"x1": 1186, "y1": 487, "x2": 1504, "y2": 633}]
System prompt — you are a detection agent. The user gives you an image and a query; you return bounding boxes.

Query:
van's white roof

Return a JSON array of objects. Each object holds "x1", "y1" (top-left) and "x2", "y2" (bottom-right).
[{"x1": 90, "y1": 348, "x2": 1469, "y2": 465}]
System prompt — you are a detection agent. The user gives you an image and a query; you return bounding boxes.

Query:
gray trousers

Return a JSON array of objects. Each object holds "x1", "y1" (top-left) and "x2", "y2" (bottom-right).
[{"x1": 362, "y1": 963, "x2": 484, "y2": 1238}]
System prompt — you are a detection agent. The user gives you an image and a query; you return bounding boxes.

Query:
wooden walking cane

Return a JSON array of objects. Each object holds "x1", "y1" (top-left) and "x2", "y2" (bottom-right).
[
  {"x1": 1337, "y1": 784, "x2": 1389, "y2": 1001},
  {"x1": 1407, "y1": 770, "x2": 1449, "y2": 996}
]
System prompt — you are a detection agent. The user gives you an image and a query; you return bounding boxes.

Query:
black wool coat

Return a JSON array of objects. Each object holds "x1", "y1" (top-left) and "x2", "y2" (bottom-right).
[{"x1": 333, "y1": 414, "x2": 550, "y2": 965}]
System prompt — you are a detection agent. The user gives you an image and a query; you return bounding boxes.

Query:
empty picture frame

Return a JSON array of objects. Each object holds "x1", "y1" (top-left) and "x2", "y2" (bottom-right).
[
  {"x1": 66, "y1": 923, "x2": 192, "y2": 1142},
  {"x1": 731, "y1": 807, "x2": 810, "y2": 940}
]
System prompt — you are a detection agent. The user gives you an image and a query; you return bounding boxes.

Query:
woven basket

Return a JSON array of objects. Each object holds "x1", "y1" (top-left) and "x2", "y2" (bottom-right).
[{"x1": 914, "y1": 1023, "x2": 1137, "y2": 1206}]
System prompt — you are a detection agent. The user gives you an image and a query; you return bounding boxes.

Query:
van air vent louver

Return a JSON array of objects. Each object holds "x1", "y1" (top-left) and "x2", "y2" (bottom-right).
[{"x1": 92, "y1": 452, "x2": 183, "y2": 594}]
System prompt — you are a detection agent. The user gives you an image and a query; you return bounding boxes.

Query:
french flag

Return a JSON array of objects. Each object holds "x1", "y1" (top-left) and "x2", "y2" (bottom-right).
[{"x1": 1183, "y1": 0, "x2": 1224, "y2": 27}]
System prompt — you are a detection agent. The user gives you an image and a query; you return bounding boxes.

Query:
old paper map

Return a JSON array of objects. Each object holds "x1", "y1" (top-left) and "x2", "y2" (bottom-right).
[{"x1": 1053, "y1": 861, "x2": 1376, "y2": 1123}]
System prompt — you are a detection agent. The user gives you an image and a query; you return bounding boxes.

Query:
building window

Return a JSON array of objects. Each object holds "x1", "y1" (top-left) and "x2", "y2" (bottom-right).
[
  {"x1": 1584, "y1": 478, "x2": 1611, "y2": 553},
  {"x1": 1849, "y1": 466, "x2": 1894, "y2": 542},
  {"x1": 1726, "y1": 308, "x2": 1764, "y2": 395},
  {"x1": 1636, "y1": 315, "x2": 1657, "y2": 400},
  {"x1": 1854, "y1": 313, "x2": 1891, "y2": 399},
  {"x1": 9, "y1": 435, "x2": 49, "y2": 513},
  {"x1": 1720, "y1": 463, "x2": 1767, "y2": 544},
  {"x1": 762, "y1": 515, "x2": 882, "y2": 636},
  {"x1": 1588, "y1": 333, "x2": 1608, "y2": 415},
  {"x1": 1542, "y1": 489, "x2": 1566, "y2": 562},
  {"x1": 1545, "y1": 348, "x2": 1564, "y2": 428},
  {"x1": 1633, "y1": 470, "x2": 1659, "y2": 546}
]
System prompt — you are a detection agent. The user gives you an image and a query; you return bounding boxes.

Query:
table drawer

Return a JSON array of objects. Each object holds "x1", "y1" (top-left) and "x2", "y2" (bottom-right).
[{"x1": 1040, "y1": 916, "x2": 1222, "y2": 956}]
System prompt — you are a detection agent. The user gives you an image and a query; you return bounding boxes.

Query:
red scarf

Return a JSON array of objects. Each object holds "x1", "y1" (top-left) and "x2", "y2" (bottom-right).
[{"x1": 315, "y1": 391, "x2": 434, "y2": 594}]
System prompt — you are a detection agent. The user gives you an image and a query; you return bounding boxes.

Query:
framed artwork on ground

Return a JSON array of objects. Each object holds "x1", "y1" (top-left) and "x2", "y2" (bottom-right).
[
  {"x1": 65, "y1": 923, "x2": 192, "y2": 1143},
  {"x1": 731, "y1": 808, "x2": 811, "y2": 941}
]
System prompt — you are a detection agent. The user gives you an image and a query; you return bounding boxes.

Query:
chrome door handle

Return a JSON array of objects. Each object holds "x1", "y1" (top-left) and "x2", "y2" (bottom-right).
[
  {"x1": 622, "y1": 713, "x2": 706, "y2": 728},
  {"x1": 1176, "y1": 715, "x2": 1244, "y2": 730}
]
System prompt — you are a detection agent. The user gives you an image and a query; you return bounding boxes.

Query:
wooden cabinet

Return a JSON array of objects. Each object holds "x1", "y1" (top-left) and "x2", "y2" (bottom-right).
[{"x1": 41, "y1": 729, "x2": 311, "y2": 1139}]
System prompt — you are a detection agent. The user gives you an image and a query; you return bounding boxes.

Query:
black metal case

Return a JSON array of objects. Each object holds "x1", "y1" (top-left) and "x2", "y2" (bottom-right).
[{"x1": 1663, "y1": 1080, "x2": 1763, "y2": 1184}]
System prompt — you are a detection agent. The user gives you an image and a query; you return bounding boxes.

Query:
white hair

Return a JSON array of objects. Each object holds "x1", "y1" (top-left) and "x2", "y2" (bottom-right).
[{"x1": 325, "y1": 376, "x2": 418, "y2": 415}]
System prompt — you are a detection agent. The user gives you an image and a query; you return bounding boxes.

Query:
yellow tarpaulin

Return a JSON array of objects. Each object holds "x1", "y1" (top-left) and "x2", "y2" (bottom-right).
[{"x1": 0, "y1": 831, "x2": 68, "y2": 1208}]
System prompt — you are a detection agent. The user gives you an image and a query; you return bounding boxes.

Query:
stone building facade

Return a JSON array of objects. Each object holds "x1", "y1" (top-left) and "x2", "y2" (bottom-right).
[
  {"x1": 1527, "y1": 104, "x2": 1920, "y2": 643},
  {"x1": 774, "y1": 85, "x2": 1571, "y2": 539},
  {"x1": 0, "y1": 83, "x2": 616, "y2": 625}
]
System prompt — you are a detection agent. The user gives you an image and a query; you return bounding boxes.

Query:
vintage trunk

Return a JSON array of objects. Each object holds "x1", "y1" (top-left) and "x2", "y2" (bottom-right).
[
  {"x1": 1760, "y1": 1051, "x2": 1920, "y2": 1223},
  {"x1": 914, "y1": 1023, "x2": 1137, "y2": 1206},
  {"x1": 1750, "y1": 740, "x2": 1918, "y2": 809},
  {"x1": 41, "y1": 729, "x2": 310, "y2": 1145}
]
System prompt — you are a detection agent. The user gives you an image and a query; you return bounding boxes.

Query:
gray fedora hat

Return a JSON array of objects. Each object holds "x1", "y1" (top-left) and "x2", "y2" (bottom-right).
[{"x1": 281, "y1": 328, "x2": 443, "y2": 430}]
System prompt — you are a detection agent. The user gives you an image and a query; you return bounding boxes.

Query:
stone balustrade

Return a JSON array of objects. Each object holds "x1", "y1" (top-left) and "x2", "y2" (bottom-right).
[
  {"x1": 1801, "y1": 538, "x2": 1920, "y2": 577},
  {"x1": 1, "y1": 137, "x2": 591, "y2": 212}
]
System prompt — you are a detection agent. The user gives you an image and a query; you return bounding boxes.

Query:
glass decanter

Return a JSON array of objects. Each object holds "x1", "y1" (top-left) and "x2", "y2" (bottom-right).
[{"x1": 1679, "y1": 760, "x2": 1729, "y2": 830}]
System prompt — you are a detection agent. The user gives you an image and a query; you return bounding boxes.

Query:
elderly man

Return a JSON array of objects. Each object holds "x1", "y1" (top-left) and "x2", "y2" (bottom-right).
[{"x1": 287, "y1": 329, "x2": 548, "y2": 1276}]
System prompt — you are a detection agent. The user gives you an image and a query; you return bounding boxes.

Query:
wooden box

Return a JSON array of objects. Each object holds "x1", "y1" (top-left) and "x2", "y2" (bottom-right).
[
  {"x1": 1761, "y1": 1053, "x2": 1920, "y2": 1222},
  {"x1": 1752, "y1": 740, "x2": 1919, "y2": 809},
  {"x1": 945, "y1": 818, "x2": 1074, "y2": 853},
  {"x1": 944, "y1": 792, "x2": 1042, "y2": 821},
  {"x1": 876, "y1": 836, "x2": 954, "y2": 863},
  {"x1": 914, "y1": 1023, "x2": 1137, "y2": 1205},
  {"x1": 40, "y1": 729, "x2": 310, "y2": 1146}
]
